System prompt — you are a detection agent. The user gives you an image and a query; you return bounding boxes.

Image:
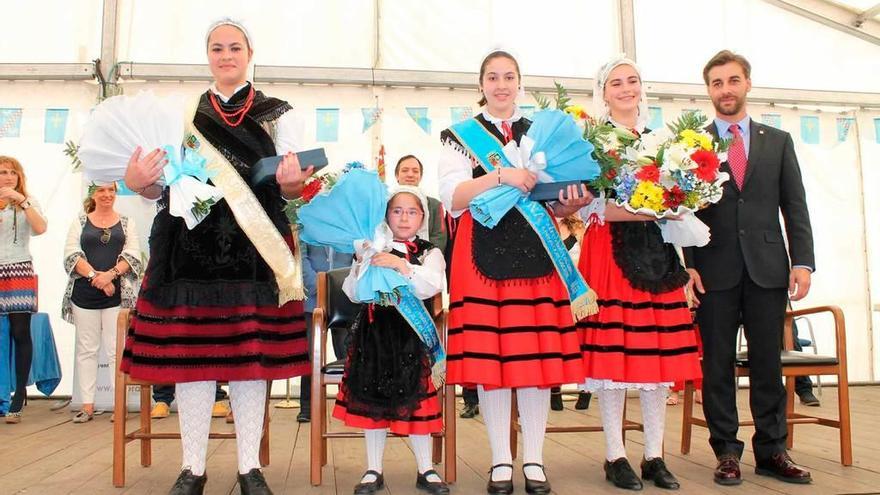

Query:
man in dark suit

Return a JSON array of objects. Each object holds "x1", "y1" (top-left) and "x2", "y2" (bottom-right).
[{"x1": 683, "y1": 50, "x2": 814, "y2": 486}]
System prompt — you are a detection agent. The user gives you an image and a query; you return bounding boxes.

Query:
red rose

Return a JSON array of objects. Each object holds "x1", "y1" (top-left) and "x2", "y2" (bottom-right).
[
  {"x1": 607, "y1": 149, "x2": 619, "y2": 159},
  {"x1": 691, "y1": 149, "x2": 720, "y2": 182},
  {"x1": 300, "y1": 179, "x2": 324, "y2": 203},
  {"x1": 663, "y1": 185, "x2": 686, "y2": 209},
  {"x1": 635, "y1": 165, "x2": 660, "y2": 183},
  {"x1": 605, "y1": 167, "x2": 618, "y2": 180}
]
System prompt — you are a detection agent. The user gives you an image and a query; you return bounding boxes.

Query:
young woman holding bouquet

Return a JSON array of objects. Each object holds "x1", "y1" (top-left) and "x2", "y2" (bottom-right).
[
  {"x1": 438, "y1": 50, "x2": 591, "y2": 495},
  {"x1": 577, "y1": 57, "x2": 702, "y2": 491},
  {"x1": 120, "y1": 19, "x2": 311, "y2": 495}
]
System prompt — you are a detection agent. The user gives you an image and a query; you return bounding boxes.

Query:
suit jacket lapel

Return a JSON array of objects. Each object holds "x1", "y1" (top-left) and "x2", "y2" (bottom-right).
[{"x1": 742, "y1": 119, "x2": 763, "y2": 190}]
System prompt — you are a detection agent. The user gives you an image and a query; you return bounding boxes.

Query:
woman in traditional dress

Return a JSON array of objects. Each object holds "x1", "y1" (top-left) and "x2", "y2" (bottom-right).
[
  {"x1": 578, "y1": 57, "x2": 702, "y2": 491},
  {"x1": 438, "y1": 50, "x2": 591, "y2": 495},
  {"x1": 120, "y1": 19, "x2": 311, "y2": 495}
]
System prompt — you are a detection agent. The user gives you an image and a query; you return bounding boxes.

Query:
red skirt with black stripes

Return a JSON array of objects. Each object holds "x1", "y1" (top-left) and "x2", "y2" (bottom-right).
[
  {"x1": 119, "y1": 276, "x2": 309, "y2": 383},
  {"x1": 577, "y1": 223, "x2": 702, "y2": 384},
  {"x1": 333, "y1": 382, "x2": 442, "y2": 435},
  {"x1": 445, "y1": 213, "x2": 585, "y2": 390}
]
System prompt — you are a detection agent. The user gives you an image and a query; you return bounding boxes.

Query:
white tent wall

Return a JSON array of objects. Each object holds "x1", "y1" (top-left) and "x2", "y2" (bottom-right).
[
  {"x1": 0, "y1": 1, "x2": 102, "y2": 63},
  {"x1": 2, "y1": 0, "x2": 880, "y2": 399},
  {"x1": 635, "y1": 0, "x2": 880, "y2": 92}
]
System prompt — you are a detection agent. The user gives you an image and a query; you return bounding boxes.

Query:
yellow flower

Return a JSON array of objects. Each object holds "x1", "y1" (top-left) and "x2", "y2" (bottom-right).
[
  {"x1": 679, "y1": 129, "x2": 714, "y2": 150},
  {"x1": 629, "y1": 181, "x2": 665, "y2": 212},
  {"x1": 564, "y1": 105, "x2": 587, "y2": 120}
]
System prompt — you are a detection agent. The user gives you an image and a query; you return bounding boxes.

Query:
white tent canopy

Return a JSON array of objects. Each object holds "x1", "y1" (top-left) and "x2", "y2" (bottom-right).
[{"x1": 2, "y1": 0, "x2": 879, "y2": 399}]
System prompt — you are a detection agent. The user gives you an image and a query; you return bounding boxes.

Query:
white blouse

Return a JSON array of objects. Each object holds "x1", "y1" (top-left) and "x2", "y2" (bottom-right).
[
  {"x1": 0, "y1": 197, "x2": 45, "y2": 265},
  {"x1": 342, "y1": 244, "x2": 446, "y2": 302},
  {"x1": 437, "y1": 107, "x2": 524, "y2": 218}
]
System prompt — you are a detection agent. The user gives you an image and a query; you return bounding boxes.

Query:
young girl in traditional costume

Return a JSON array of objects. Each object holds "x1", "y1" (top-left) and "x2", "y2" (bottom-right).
[
  {"x1": 578, "y1": 57, "x2": 702, "y2": 491},
  {"x1": 333, "y1": 186, "x2": 449, "y2": 495},
  {"x1": 438, "y1": 50, "x2": 591, "y2": 495}
]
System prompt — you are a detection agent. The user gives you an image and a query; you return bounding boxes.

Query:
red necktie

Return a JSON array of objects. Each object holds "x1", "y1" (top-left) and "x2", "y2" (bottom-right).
[
  {"x1": 501, "y1": 121, "x2": 513, "y2": 144},
  {"x1": 728, "y1": 124, "x2": 748, "y2": 190},
  {"x1": 395, "y1": 239, "x2": 419, "y2": 261}
]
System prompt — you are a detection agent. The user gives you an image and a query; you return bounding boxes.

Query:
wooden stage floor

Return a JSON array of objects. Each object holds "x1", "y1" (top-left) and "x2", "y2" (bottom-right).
[{"x1": 1, "y1": 385, "x2": 878, "y2": 494}]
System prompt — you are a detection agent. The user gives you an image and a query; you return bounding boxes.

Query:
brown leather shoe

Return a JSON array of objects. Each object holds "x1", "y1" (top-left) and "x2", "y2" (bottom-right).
[
  {"x1": 713, "y1": 454, "x2": 742, "y2": 486},
  {"x1": 755, "y1": 452, "x2": 812, "y2": 484}
]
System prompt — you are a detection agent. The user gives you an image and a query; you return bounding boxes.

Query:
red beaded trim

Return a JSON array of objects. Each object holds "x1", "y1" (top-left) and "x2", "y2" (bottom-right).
[{"x1": 208, "y1": 86, "x2": 255, "y2": 127}]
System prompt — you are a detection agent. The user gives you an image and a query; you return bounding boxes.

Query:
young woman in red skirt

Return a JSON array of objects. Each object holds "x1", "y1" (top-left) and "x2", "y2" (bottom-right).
[
  {"x1": 120, "y1": 19, "x2": 311, "y2": 495},
  {"x1": 578, "y1": 57, "x2": 702, "y2": 491},
  {"x1": 438, "y1": 51, "x2": 591, "y2": 495},
  {"x1": 333, "y1": 187, "x2": 449, "y2": 495}
]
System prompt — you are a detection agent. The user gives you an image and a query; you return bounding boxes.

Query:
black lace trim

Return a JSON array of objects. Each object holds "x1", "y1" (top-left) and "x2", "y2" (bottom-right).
[{"x1": 609, "y1": 222, "x2": 689, "y2": 294}]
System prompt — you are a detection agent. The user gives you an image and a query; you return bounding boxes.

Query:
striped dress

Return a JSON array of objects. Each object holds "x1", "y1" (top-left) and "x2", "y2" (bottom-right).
[
  {"x1": 577, "y1": 217, "x2": 702, "y2": 387},
  {"x1": 120, "y1": 85, "x2": 309, "y2": 383},
  {"x1": 441, "y1": 115, "x2": 585, "y2": 390}
]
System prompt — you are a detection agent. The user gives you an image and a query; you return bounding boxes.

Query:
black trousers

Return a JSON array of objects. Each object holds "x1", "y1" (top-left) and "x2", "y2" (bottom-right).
[{"x1": 696, "y1": 272, "x2": 788, "y2": 462}]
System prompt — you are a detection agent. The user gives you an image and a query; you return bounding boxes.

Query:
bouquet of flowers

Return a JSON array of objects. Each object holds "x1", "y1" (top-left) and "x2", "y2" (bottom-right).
[
  {"x1": 77, "y1": 91, "x2": 223, "y2": 229},
  {"x1": 535, "y1": 83, "x2": 730, "y2": 246},
  {"x1": 612, "y1": 111, "x2": 729, "y2": 219},
  {"x1": 534, "y1": 84, "x2": 639, "y2": 193},
  {"x1": 283, "y1": 171, "x2": 340, "y2": 225},
  {"x1": 468, "y1": 108, "x2": 600, "y2": 228}
]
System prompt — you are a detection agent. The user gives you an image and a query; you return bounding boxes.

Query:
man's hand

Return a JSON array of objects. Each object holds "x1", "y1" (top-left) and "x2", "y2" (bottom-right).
[{"x1": 789, "y1": 267, "x2": 812, "y2": 301}]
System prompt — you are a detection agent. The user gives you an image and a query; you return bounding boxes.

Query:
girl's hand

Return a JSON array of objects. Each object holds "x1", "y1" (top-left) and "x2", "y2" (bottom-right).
[
  {"x1": 500, "y1": 168, "x2": 537, "y2": 193},
  {"x1": 102, "y1": 283, "x2": 116, "y2": 297},
  {"x1": 553, "y1": 183, "x2": 594, "y2": 217},
  {"x1": 371, "y1": 252, "x2": 409, "y2": 275},
  {"x1": 123, "y1": 146, "x2": 166, "y2": 193}
]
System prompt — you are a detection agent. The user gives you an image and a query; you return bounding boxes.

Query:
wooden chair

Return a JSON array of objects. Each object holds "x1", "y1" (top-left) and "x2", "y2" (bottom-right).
[
  {"x1": 309, "y1": 267, "x2": 457, "y2": 485},
  {"x1": 680, "y1": 305, "x2": 852, "y2": 465},
  {"x1": 112, "y1": 309, "x2": 271, "y2": 487}
]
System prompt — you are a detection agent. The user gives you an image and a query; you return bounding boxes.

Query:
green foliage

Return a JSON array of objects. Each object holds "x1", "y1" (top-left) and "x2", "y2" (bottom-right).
[
  {"x1": 532, "y1": 81, "x2": 572, "y2": 111},
  {"x1": 63, "y1": 141, "x2": 82, "y2": 171},
  {"x1": 191, "y1": 196, "x2": 217, "y2": 221}
]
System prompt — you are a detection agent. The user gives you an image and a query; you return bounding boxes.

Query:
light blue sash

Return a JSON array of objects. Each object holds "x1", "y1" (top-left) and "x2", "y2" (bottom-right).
[{"x1": 449, "y1": 118, "x2": 598, "y2": 320}]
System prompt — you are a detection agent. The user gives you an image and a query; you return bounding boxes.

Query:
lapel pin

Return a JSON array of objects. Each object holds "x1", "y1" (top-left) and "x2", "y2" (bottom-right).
[{"x1": 758, "y1": 129, "x2": 765, "y2": 135}]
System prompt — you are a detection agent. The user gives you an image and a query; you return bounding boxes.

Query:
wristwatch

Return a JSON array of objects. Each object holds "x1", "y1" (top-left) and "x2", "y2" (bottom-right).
[
  {"x1": 86, "y1": 270, "x2": 96, "y2": 281},
  {"x1": 19, "y1": 199, "x2": 32, "y2": 209}
]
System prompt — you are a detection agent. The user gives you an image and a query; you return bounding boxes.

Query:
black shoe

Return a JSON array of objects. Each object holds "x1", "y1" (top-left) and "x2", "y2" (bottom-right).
[
  {"x1": 550, "y1": 393, "x2": 564, "y2": 411},
  {"x1": 353, "y1": 470, "x2": 384, "y2": 494},
  {"x1": 604, "y1": 458, "x2": 643, "y2": 490},
  {"x1": 297, "y1": 410, "x2": 311, "y2": 423},
  {"x1": 460, "y1": 403, "x2": 479, "y2": 418},
  {"x1": 798, "y1": 391, "x2": 820, "y2": 407},
  {"x1": 486, "y1": 463, "x2": 514, "y2": 494},
  {"x1": 238, "y1": 468, "x2": 273, "y2": 495},
  {"x1": 169, "y1": 469, "x2": 207, "y2": 495},
  {"x1": 575, "y1": 391, "x2": 592, "y2": 410},
  {"x1": 523, "y1": 463, "x2": 552, "y2": 494},
  {"x1": 416, "y1": 469, "x2": 450, "y2": 494},
  {"x1": 641, "y1": 457, "x2": 680, "y2": 490}
]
